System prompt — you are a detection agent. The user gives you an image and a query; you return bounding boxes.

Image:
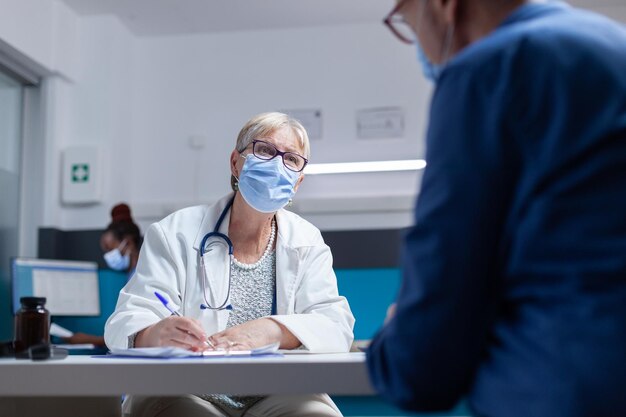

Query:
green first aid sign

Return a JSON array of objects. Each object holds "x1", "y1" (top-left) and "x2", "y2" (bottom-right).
[
  {"x1": 71, "y1": 163, "x2": 90, "y2": 183},
  {"x1": 62, "y1": 147, "x2": 100, "y2": 204}
]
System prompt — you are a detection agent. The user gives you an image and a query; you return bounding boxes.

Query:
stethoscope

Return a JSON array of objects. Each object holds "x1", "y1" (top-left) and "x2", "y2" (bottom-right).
[{"x1": 198, "y1": 195, "x2": 276, "y2": 314}]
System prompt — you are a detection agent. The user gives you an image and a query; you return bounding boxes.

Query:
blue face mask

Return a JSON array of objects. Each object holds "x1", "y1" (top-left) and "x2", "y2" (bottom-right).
[
  {"x1": 416, "y1": 42, "x2": 443, "y2": 82},
  {"x1": 237, "y1": 154, "x2": 300, "y2": 213},
  {"x1": 104, "y1": 241, "x2": 130, "y2": 271}
]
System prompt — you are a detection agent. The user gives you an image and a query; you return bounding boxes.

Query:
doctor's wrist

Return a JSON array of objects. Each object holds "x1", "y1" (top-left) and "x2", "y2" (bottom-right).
[
  {"x1": 268, "y1": 318, "x2": 301, "y2": 350},
  {"x1": 134, "y1": 325, "x2": 154, "y2": 347}
]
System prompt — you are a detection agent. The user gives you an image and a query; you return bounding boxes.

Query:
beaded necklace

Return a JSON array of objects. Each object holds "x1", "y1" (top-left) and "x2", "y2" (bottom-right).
[{"x1": 232, "y1": 218, "x2": 276, "y2": 269}]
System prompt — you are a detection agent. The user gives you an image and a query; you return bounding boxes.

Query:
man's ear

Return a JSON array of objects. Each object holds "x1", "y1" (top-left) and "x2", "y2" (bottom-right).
[
  {"x1": 428, "y1": 0, "x2": 458, "y2": 30},
  {"x1": 441, "y1": 0, "x2": 459, "y2": 26}
]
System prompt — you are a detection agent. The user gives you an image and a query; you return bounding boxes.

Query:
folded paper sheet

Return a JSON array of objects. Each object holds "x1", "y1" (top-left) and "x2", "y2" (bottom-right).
[{"x1": 108, "y1": 342, "x2": 280, "y2": 358}]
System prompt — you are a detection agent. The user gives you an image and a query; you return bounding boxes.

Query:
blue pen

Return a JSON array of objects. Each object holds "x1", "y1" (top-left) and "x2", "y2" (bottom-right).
[{"x1": 154, "y1": 291, "x2": 181, "y2": 316}]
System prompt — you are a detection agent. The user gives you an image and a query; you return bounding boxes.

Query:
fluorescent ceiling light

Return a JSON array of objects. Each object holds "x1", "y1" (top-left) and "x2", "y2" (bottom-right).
[{"x1": 304, "y1": 159, "x2": 427, "y2": 175}]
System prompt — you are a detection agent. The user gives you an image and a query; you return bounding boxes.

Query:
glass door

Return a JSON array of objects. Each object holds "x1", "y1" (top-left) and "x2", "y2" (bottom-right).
[{"x1": 0, "y1": 70, "x2": 23, "y2": 340}]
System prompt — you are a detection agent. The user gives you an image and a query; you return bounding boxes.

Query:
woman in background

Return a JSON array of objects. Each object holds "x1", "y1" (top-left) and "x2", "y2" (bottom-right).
[
  {"x1": 100, "y1": 203, "x2": 143, "y2": 278},
  {"x1": 62, "y1": 204, "x2": 143, "y2": 347}
]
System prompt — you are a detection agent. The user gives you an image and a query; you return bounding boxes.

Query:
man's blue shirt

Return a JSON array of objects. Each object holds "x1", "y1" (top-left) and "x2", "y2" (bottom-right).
[{"x1": 367, "y1": 3, "x2": 626, "y2": 417}]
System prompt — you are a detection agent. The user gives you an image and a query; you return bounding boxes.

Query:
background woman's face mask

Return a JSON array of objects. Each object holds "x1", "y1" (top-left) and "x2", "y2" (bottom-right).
[
  {"x1": 237, "y1": 154, "x2": 300, "y2": 213},
  {"x1": 104, "y1": 240, "x2": 130, "y2": 271}
]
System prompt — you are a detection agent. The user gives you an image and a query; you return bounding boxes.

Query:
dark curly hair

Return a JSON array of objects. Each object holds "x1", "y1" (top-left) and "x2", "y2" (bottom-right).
[{"x1": 104, "y1": 203, "x2": 143, "y2": 249}]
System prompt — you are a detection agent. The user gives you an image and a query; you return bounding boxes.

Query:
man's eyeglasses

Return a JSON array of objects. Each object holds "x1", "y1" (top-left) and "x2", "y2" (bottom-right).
[
  {"x1": 248, "y1": 140, "x2": 308, "y2": 172},
  {"x1": 383, "y1": 0, "x2": 419, "y2": 45}
]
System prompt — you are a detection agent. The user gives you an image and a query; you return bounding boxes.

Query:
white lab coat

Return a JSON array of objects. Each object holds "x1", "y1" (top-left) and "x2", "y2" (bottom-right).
[{"x1": 104, "y1": 193, "x2": 355, "y2": 353}]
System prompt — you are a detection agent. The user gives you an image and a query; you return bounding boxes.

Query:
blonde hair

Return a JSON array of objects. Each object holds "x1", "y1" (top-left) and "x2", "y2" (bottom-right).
[
  {"x1": 231, "y1": 112, "x2": 310, "y2": 190},
  {"x1": 236, "y1": 112, "x2": 310, "y2": 158}
]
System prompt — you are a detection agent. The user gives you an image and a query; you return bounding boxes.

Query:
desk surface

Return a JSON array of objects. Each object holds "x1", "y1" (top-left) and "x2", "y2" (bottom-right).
[{"x1": 0, "y1": 352, "x2": 374, "y2": 397}]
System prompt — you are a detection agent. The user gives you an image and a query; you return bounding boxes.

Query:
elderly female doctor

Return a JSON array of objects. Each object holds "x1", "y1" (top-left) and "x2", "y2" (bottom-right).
[{"x1": 105, "y1": 112, "x2": 354, "y2": 417}]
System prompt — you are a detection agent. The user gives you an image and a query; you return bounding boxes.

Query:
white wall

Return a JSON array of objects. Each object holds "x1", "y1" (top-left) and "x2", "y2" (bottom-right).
[
  {"x1": 1, "y1": 1, "x2": 136, "y2": 254},
  {"x1": 22, "y1": 15, "x2": 135, "y2": 233},
  {"x1": 571, "y1": 2, "x2": 626, "y2": 23},
  {"x1": 4, "y1": 0, "x2": 429, "y2": 244},
  {"x1": 1, "y1": 0, "x2": 81, "y2": 257},
  {"x1": 0, "y1": 0, "x2": 56, "y2": 72},
  {"x1": 0, "y1": 0, "x2": 78, "y2": 78},
  {"x1": 53, "y1": 15, "x2": 136, "y2": 230},
  {"x1": 53, "y1": 20, "x2": 429, "y2": 232},
  {"x1": 129, "y1": 23, "x2": 430, "y2": 231},
  {"x1": 7, "y1": 1, "x2": 625, "y2": 242}
]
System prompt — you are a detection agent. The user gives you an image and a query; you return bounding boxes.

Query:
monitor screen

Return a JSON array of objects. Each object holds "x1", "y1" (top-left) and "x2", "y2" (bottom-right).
[{"x1": 11, "y1": 258, "x2": 100, "y2": 316}]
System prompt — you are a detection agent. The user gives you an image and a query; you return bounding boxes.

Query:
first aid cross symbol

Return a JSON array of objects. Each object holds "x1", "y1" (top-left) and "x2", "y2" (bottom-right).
[{"x1": 71, "y1": 164, "x2": 90, "y2": 183}]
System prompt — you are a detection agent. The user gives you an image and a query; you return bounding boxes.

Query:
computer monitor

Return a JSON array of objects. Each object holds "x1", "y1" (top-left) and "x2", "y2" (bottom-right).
[{"x1": 11, "y1": 258, "x2": 100, "y2": 316}]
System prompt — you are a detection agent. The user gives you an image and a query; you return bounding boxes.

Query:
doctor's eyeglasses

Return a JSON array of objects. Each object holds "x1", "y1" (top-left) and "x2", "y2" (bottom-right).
[{"x1": 250, "y1": 140, "x2": 308, "y2": 172}]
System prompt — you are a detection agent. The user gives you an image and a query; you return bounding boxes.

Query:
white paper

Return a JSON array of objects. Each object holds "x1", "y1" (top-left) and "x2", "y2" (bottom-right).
[
  {"x1": 32, "y1": 268, "x2": 100, "y2": 315},
  {"x1": 50, "y1": 322, "x2": 74, "y2": 338},
  {"x1": 53, "y1": 343, "x2": 96, "y2": 350},
  {"x1": 109, "y1": 347, "x2": 201, "y2": 358},
  {"x1": 109, "y1": 342, "x2": 280, "y2": 358},
  {"x1": 278, "y1": 349, "x2": 314, "y2": 354}
]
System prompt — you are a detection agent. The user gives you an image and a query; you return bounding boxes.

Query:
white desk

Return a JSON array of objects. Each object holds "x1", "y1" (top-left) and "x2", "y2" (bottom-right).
[
  {"x1": 0, "y1": 352, "x2": 373, "y2": 396},
  {"x1": 0, "y1": 353, "x2": 374, "y2": 417}
]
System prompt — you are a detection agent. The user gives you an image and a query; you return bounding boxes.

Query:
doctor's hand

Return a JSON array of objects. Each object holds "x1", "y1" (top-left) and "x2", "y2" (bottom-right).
[
  {"x1": 209, "y1": 318, "x2": 301, "y2": 351},
  {"x1": 135, "y1": 316, "x2": 208, "y2": 351}
]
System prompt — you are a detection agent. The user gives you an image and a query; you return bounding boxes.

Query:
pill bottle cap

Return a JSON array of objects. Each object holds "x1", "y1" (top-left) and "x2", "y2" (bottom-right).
[{"x1": 20, "y1": 297, "x2": 47, "y2": 308}]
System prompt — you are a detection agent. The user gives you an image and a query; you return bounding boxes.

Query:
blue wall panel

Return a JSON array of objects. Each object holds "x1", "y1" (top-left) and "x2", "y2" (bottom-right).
[
  {"x1": 335, "y1": 268, "x2": 402, "y2": 340},
  {"x1": 53, "y1": 269, "x2": 127, "y2": 335},
  {"x1": 333, "y1": 396, "x2": 470, "y2": 417},
  {"x1": 57, "y1": 267, "x2": 402, "y2": 339}
]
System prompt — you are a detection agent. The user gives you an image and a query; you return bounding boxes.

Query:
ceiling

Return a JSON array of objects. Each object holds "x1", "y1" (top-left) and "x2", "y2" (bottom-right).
[
  {"x1": 58, "y1": 0, "x2": 625, "y2": 37},
  {"x1": 58, "y1": 0, "x2": 394, "y2": 37}
]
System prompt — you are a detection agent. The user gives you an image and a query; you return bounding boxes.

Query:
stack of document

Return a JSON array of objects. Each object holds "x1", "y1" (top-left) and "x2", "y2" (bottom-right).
[
  {"x1": 54, "y1": 343, "x2": 97, "y2": 350},
  {"x1": 50, "y1": 323, "x2": 97, "y2": 350},
  {"x1": 108, "y1": 342, "x2": 280, "y2": 358},
  {"x1": 50, "y1": 323, "x2": 74, "y2": 338}
]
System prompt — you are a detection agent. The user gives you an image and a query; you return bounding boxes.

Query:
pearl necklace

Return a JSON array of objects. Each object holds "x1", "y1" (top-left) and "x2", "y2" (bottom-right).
[{"x1": 232, "y1": 219, "x2": 276, "y2": 270}]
